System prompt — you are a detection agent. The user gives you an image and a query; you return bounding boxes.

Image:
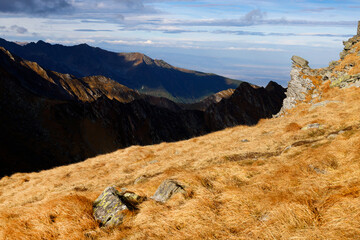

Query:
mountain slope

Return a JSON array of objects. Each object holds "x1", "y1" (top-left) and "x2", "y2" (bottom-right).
[
  {"x1": 2, "y1": 27, "x2": 360, "y2": 240},
  {"x1": 0, "y1": 47, "x2": 284, "y2": 177},
  {"x1": 0, "y1": 72, "x2": 359, "y2": 239},
  {"x1": 0, "y1": 38, "x2": 241, "y2": 103}
]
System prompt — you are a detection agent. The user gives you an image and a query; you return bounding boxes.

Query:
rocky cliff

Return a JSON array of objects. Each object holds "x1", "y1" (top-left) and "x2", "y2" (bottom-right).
[{"x1": 0, "y1": 47, "x2": 285, "y2": 176}]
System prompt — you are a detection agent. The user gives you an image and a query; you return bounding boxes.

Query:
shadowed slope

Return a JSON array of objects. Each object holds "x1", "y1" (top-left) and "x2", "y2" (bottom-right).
[{"x1": 0, "y1": 47, "x2": 284, "y2": 176}]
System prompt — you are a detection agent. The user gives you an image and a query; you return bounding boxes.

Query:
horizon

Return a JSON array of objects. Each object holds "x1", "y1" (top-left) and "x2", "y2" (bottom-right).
[{"x1": 0, "y1": 0, "x2": 359, "y2": 86}]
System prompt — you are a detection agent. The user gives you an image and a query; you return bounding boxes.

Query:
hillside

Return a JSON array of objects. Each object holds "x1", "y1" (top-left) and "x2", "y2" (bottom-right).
[
  {"x1": 1, "y1": 34, "x2": 360, "y2": 239},
  {"x1": 0, "y1": 38, "x2": 241, "y2": 103},
  {"x1": 0, "y1": 47, "x2": 284, "y2": 176}
]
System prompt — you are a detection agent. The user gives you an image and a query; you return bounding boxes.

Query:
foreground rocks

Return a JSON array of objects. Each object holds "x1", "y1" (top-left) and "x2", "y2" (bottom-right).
[
  {"x1": 93, "y1": 179, "x2": 185, "y2": 227},
  {"x1": 93, "y1": 187, "x2": 146, "y2": 227},
  {"x1": 150, "y1": 179, "x2": 186, "y2": 203}
]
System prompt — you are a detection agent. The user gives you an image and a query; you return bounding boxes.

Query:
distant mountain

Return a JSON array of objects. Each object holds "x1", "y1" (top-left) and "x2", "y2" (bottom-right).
[
  {"x1": 0, "y1": 47, "x2": 285, "y2": 176},
  {"x1": 0, "y1": 38, "x2": 241, "y2": 103}
]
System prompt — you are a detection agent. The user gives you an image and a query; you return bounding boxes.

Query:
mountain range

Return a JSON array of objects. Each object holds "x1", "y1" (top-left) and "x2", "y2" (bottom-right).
[
  {"x1": 0, "y1": 45, "x2": 285, "y2": 176},
  {"x1": 0, "y1": 38, "x2": 241, "y2": 103}
]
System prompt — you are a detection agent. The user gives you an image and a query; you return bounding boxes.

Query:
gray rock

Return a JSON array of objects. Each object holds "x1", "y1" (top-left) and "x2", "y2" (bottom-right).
[
  {"x1": 276, "y1": 61, "x2": 314, "y2": 115},
  {"x1": 291, "y1": 55, "x2": 309, "y2": 68},
  {"x1": 241, "y1": 139, "x2": 250, "y2": 142},
  {"x1": 134, "y1": 175, "x2": 147, "y2": 184},
  {"x1": 151, "y1": 179, "x2": 185, "y2": 203},
  {"x1": 309, "y1": 164, "x2": 327, "y2": 174},
  {"x1": 309, "y1": 100, "x2": 341, "y2": 111},
  {"x1": 93, "y1": 186, "x2": 146, "y2": 227},
  {"x1": 327, "y1": 134, "x2": 338, "y2": 139},
  {"x1": 301, "y1": 123, "x2": 322, "y2": 130}
]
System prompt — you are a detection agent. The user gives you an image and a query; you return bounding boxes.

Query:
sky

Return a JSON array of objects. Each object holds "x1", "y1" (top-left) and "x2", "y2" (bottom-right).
[{"x1": 0, "y1": 0, "x2": 359, "y2": 86}]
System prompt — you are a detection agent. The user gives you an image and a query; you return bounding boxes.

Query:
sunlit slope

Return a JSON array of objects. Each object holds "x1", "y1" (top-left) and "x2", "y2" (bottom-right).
[{"x1": 0, "y1": 84, "x2": 360, "y2": 239}]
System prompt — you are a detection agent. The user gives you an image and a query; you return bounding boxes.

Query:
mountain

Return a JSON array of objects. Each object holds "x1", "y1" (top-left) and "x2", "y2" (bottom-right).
[
  {"x1": 0, "y1": 47, "x2": 285, "y2": 176},
  {"x1": 1, "y1": 31, "x2": 360, "y2": 239},
  {"x1": 0, "y1": 38, "x2": 241, "y2": 103}
]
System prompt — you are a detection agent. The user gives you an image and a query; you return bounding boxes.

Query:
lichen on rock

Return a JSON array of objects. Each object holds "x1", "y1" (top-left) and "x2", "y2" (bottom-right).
[{"x1": 93, "y1": 186, "x2": 146, "y2": 227}]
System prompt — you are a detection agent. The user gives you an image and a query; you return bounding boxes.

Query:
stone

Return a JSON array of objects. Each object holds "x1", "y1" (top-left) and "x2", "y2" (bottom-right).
[
  {"x1": 241, "y1": 139, "x2": 249, "y2": 142},
  {"x1": 301, "y1": 123, "x2": 321, "y2": 130},
  {"x1": 134, "y1": 175, "x2": 147, "y2": 184},
  {"x1": 291, "y1": 55, "x2": 309, "y2": 68},
  {"x1": 151, "y1": 179, "x2": 185, "y2": 203},
  {"x1": 309, "y1": 164, "x2": 327, "y2": 174},
  {"x1": 93, "y1": 186, "x2": 146, "y2": 227},
  {"x1": 275, "y1": 60, "x2": 314, "y2": 115},
  {"x1": 327, "y1": 134, "x2": 338, "y2": 139},
  {"x1": 309, "y1": 100, "x2": 341, "y2": 111}
]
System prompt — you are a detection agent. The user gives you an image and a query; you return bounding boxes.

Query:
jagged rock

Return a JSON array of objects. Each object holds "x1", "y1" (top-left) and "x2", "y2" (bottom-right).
[
  {"x1": 151, "y1": 179, "x2": 185, "y2": 203},
  {"x1": 93, "y1": 186, "x2": 145, "y2": 227},
  {"x1": 291, "y1": 55, "x2": 309, "y2": 68},
  {"x1": 276, "y1": 57, "x2": 314, "y2": 115}
]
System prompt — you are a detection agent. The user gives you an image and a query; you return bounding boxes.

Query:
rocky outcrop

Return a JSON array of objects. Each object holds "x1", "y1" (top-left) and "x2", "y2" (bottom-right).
[
  {"x1": 276, "y1": 56, "x2": 314, "y2": 115},
  {"x1": 277, "y1": 24, "x2": 360, "y2": 116}
]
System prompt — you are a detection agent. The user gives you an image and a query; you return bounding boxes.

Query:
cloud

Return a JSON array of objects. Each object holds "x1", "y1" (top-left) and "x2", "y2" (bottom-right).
[
  {"x1": 227, "y1": 47, "x2": 285, "y2": 52},
  {"x1": 302, "y1": 7, "x2": 335, "y2": 12},
  {"x1": 74, "y1": 29, "x2": 114, "y2": 32},
  {"x1": 0, "y1": 0, "x2": 72, "y2": 14},
  {"x1": 10, "y1": 25, "x2": 28, "y2": 34}
]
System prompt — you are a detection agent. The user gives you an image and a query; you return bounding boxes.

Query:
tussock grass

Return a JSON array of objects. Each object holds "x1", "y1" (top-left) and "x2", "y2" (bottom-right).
[{"x1": 1, "y1": 86, "x2": 360, "y2": 239}]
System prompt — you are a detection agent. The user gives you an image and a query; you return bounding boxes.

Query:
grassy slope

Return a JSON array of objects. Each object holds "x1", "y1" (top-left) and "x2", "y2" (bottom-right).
[{"x1": 0, "y1": 84, "x2": 360, "y2": 239}]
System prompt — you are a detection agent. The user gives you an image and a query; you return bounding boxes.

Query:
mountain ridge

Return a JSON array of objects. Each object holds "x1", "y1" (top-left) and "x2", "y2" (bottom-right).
[
  {"x1": 0, "y1": 38, "x2": 242, "y2": 103},
  {"x1": 0, "y1": 46, "x2": 285, "y2": 176}
]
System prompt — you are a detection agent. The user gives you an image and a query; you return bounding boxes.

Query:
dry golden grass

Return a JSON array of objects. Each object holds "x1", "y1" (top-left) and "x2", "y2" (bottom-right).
[{"x1": 1, "y1": 85, "x2": 360, "y2": 239}]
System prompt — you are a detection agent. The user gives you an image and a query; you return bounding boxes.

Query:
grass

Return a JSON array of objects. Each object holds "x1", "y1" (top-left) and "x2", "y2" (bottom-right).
[{"x1": 1, "y1": 83, "x2": 360, "y2": 239}]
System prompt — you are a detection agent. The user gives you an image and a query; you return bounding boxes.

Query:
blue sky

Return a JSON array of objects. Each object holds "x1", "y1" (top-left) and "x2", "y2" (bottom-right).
[{"x1": 0, "y1": 0, "x2": 359, "y2": 86}]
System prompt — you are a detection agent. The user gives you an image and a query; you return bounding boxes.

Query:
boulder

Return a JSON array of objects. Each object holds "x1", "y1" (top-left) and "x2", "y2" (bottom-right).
[
  {"x1": 151, "y1": 179, "x2": 185, "y2": 203},
  {"x1": 93, "y1": 186, "x2": 145, "y2": 227}
]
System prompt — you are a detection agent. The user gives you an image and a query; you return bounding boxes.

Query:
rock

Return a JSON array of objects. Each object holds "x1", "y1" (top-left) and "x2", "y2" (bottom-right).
[
  {"x1": 241, "y1": 139, "x2": 249, "y2": 143},
  {"x1": 134, "y1": 175, "x2": 147, "y2": 184},
  {"x1": 276, "y1": 58, "x2": 314, "y2": 115},
  {"x1": 93, "y1": 186, "x2": 145, "y2": 227},
  {"x1": 151, "y1": 179, "x2": 185, "y2": 203},
  {"x1": 308, "y1": 164, "x2": 327, "y2": 174},
  {"x1": 301, "y1": 123, "x2": 322, "y2": 130},
  {"x1": 309, "y1": 100, "x2": 341, "y2": 111},
  {"x1": 291, "y1": 55, "x2": 309, "y2": 68},
  {"x1": 327, "y1": 134, "x2": 338, "y2": 139}
]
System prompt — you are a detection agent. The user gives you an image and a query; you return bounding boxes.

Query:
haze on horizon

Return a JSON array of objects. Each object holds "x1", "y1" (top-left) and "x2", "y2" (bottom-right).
[{"x1": 0, "y1": 0, "x2": 358, "y2": 86}]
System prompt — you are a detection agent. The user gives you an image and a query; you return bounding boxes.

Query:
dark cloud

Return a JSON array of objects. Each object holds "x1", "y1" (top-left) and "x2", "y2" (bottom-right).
[
  {"x1": 0, "y1": 0, "x2": 72, "y2": 14},
  {"x1": 10, "y1": 25, "x2": 28, "y2": 34}
]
